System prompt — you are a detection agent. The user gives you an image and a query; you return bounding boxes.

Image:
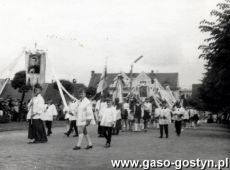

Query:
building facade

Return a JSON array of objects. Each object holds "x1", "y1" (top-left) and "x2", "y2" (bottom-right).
[{"x1": 88, "y1": 70, "x2": 179, "y2": 99}]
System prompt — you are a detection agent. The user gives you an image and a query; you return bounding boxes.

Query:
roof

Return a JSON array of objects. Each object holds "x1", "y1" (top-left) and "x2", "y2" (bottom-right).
[{"x1": 88, "y1": 72, "x2": 179, "y2": 90}]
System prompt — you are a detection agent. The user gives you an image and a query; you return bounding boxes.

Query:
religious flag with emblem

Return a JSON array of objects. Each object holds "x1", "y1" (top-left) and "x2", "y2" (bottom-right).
[
  {"x1": 97, "y1": 66, "x2": 107, "y2": 94},
  {"x1": 25, "y1": 50, "x2": 46, "y2": 86},
  {"x1": 113, "y1": 74, "x2": 124, "y2": 103}
]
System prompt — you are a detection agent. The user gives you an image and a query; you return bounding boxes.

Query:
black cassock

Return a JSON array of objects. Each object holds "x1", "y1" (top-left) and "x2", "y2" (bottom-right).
[{"x1": 28, "y1": 119, "x2": 47, "y2": 142}]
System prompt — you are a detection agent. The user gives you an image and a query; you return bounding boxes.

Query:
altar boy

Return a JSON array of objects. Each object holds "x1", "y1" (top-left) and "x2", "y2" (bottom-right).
[
  {"x1": 100, "y1": 98, "x2": 117, "y2": 148},
  {"x1": 42, "y1": 99, "x2": 58, "y2": 136}
]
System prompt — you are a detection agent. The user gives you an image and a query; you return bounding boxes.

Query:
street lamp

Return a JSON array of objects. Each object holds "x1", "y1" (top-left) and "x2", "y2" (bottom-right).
[{"x1": 129, "y1": 56, "x2": 143, "y2": 95}]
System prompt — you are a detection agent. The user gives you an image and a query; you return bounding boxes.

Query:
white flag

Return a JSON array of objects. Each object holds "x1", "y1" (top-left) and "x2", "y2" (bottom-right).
[{"x1": 97, "y1": 66, "x2": 107, "y2": 94}]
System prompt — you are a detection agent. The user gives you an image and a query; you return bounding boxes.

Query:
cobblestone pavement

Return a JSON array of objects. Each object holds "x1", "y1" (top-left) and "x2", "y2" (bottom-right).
[{"x1": 0, "y1": 123, "x2": 229, "y2": 170}]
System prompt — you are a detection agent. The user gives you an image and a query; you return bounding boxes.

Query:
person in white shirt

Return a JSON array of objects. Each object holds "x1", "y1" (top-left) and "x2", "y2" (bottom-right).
[
  {"x1": 27, "y1": 84, "x2": 47, "y2": 144},
  {"x1": 154, "y1": 107, "x2": 161, "y2": 129},
  {"x1": 95, "y1": 97, "x2": 107, "y2": 137},
  {"x1": 157, "y1": 101, "x2": 171, "y2": 138},
  {"x1": 73, "y1": 90, "x2": 95, "y2": 150},
  {"x1": 182, "y1": 107, "x2": 189, "y2": 129},
  {"x1": 143, "y1": 98, "x2": 152, "y2": 131},
  {"x1": 100, "y1": 98, "x2": 117, "y2": 148},
  {"x1": 172, "y1": 103, "x2": 185, "y2": 136},
  {"x1": 64, "y1": 99, "x2": 79, "y2": 137},
  {"x1": 42, "y1": 99, "x2": 58, "y2": 136}
]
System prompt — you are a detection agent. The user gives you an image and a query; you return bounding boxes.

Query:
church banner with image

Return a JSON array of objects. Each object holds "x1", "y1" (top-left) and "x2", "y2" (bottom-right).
[{"x1": 25, "y1": 50, "x2": 46, "y2": 86}]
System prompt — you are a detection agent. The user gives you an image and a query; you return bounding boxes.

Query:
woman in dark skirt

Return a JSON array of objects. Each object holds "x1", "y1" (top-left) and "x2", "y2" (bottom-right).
[
  {"x1": 27, "y1": 85, "x2": 47, "y2": 144},
  {"x1": 28, "y1": 119, "x2": 47, "y2": 142}
]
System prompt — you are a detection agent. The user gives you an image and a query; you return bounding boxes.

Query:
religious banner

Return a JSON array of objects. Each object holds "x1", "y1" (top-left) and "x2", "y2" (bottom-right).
[
  {"x1": 139, "y1": 86, "x2": 147, "y2": 97},
  {"x1": 25, "y1": 50, "x2": 46, "y2": 86}
]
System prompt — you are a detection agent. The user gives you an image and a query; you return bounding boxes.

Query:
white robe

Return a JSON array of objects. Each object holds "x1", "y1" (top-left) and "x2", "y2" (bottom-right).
[
  {"x1": 159, "y1": 108, "x2": 171, "y2": 125},
  {"x1": 173, "y1": 107, "x2": 185, "y2": 121},
  {"x1": 26, "y1": 94, "x2": 46, "y2": 120},
  {"x1": 95, "y1": 100, "x2": 107, "y2": 121},
  {"x1": 42, "y1": 104, "x2": 58, "y2": 121},
  {"x1": 67, "y1": 101, "x2": 79, "y2": 121},
  {"x1": 100, "y1": 107, "x2": 117, "y2": 127},
  {"x1": 76, "y1": 97, "x2": 95, "y2": 126}
]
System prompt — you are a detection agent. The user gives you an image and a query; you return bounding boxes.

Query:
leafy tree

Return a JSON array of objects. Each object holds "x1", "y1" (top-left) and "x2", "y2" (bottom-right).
[
  {"x1": 11, "y1": 70, "x2": 31, "y2": 112},
  {"x1": 53, "y1": 79, "x2": 74, "y2": 98},
  {"x1": 199, "y1": 0, "x2": 230, "y2": 113},
  {"x1": 85, "y1": 86, "x2": 97, "y2": 99}
]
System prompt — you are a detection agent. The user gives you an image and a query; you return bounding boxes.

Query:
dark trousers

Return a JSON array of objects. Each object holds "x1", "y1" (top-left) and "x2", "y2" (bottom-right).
[
  {"x1": 45, "y1": 121, "x2": 52, "y2": 135},
  {"x1": 175, "y1": 121, "x2": 182, "y2": 136},
  {"x1": 159, "y1": 124, "x2": 168, "y2": 138},
  {"x1": 102, "y1": 126, "x2": 113, "y2": 144},
  {"x1": 98, "y1": 121, "x2": 103, "y2": 135},
  {"x1": 67, "y1": 120, "x2": 78, "y2": 135}
]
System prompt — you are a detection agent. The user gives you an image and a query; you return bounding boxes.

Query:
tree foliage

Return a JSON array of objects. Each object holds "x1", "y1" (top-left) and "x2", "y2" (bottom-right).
[
  {"x1": 85, "y1": 86, "x2": 97, "y2": 98},
  {"x1": 53, "y1": 79, "x2": 74, "y2": 94},
  {"x1": 11, "y1": 71, "x2": 31, "y2": 92},
  {"x1": 199, "y1": 0, "x2": 230, "y2": 113},
  {"x1": 11, "y1": 70, "x2": 31, "y2": 112}
]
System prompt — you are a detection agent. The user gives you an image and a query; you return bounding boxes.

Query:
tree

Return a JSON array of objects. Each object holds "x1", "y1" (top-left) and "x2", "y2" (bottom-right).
[
  {"x1": 85, "y1": 87, "x2": 97, "y2": 99},
  {"x1": 199, "y1": 0, "x2": 230, "y2": 113},
  {"x1": 53, "y1": 79, "x2": 74, "y2": 99},
  {"x1": 11, "y1": 71, "x2": 31, "y2": 113}
]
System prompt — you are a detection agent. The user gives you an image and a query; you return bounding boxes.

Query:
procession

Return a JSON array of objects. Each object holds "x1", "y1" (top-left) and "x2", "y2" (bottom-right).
[{"x1": 0, "y1": 0, "x2": 230, "y2": 170}]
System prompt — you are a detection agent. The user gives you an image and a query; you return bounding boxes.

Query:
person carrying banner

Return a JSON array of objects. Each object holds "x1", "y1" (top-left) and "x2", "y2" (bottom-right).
[
  {"x1": 73, "y1": 90, "x2": 95, "y2": 150},
  {"x1": 27, "y1": 84, "x2": 47, "y2": 144}
]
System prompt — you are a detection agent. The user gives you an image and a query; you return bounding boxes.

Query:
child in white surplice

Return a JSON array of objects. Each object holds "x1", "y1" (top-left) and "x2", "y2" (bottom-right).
[
  {"x1": 42, "y1": 99, "x2": 58, "y2": 136},
  {"x1": 100, "y1": 98, "x2": 117, "y2": 148}
]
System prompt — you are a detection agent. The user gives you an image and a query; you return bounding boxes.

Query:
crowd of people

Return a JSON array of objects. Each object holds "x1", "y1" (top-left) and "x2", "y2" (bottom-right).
[{"x1": 25, "y1": 84, "x2": 203, "y2": 150}]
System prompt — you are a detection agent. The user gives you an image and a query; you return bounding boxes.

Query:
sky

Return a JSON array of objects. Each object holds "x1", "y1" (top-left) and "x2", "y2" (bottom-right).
[{"x1": 0, "y1": 0, "x2": 220, "y2": 89}]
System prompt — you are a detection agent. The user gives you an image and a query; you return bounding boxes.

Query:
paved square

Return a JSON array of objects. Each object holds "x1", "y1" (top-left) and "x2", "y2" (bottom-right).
[{"x1": 0, "y1": 123, "x2": 229, "y2": 170}]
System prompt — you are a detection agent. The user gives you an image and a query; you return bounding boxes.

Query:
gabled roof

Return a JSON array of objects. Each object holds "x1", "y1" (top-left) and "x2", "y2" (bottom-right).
[{"x1": 88, "y1": 72, "x2": 179, "y2": 90}]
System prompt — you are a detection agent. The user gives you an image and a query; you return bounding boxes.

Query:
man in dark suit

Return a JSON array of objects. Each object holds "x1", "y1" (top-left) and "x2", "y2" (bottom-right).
[{"x1": 28, "y1": 56, "x2": 40, "y2": 74}]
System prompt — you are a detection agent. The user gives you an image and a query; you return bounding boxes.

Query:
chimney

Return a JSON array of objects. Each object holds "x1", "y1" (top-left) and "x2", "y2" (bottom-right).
[{"x1": 91, "y1": 70, "x2": 95, "y2": 77}]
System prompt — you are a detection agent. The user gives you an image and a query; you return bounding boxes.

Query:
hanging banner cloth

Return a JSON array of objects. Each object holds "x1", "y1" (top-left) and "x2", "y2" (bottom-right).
[{"x1": 0, "y1": 48, "x2": 25, "y2": 96}]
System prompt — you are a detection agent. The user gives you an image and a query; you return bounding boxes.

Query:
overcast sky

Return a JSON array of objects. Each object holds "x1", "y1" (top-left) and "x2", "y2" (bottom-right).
[{"x1": 0, "y1": 0, "x2": 220, "y2": 88}]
